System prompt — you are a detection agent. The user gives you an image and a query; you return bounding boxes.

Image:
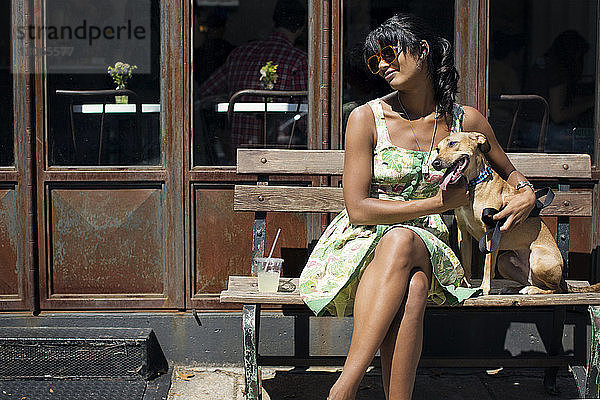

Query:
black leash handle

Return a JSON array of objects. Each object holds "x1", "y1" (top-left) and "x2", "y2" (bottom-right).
[
  {"x1": 477, "y1": 188, "x2": 555, "y2": 254},
  {"x1": 479, "y1": 208, "x2": 504, "y2": 254}
]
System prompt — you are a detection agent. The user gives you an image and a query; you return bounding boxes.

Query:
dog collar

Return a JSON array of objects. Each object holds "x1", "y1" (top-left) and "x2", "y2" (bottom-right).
[{"x1": 468, "y1": 164, "x2": 493, "y2": 188}]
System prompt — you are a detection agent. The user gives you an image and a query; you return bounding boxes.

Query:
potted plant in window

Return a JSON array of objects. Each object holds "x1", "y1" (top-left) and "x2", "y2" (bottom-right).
[
  {"x1": 259, "y1": 61, "x2": 278, "y2": 90},
  {"x1": 107, "y1": 61, "x2": 138, "y2": 104}
]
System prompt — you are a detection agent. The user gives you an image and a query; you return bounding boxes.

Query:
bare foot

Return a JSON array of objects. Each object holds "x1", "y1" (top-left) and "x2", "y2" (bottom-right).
[{"x1": 478, "y1": 284, "x2": 491, "y2": 296}]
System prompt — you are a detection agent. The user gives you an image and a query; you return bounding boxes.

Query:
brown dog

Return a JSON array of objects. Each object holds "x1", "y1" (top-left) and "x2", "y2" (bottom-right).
[{"x1": 432, "y1": 132, "x2": 596, "y2": 295}]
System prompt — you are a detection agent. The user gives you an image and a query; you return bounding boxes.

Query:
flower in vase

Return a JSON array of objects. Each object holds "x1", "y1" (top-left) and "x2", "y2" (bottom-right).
[
  {"x1": 259, "y1": 61, "x2": 278, "y2": 90},
  {"x1": 107, "y1": 61, "x2": 138, "y2": 90}
]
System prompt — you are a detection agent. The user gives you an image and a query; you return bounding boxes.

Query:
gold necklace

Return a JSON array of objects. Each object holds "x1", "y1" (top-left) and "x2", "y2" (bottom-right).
[{"x1": 398, "y1": 95, "x2": 438, "y2": 176}]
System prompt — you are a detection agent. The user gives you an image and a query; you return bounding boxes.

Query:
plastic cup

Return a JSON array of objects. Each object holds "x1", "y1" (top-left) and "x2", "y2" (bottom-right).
[{"x1": 254, "y1": 257, "x2": 283, "y2": 293}]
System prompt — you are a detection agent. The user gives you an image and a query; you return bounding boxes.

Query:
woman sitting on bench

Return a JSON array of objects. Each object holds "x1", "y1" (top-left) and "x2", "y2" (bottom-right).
[{"x1": 298, "y1": 13, "x2": 537, "y2": 400}]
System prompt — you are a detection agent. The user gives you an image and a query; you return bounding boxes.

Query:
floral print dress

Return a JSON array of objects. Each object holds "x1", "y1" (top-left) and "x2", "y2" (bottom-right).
[{"x1": 299, "y1": 99, "x2": 480, "y2": 317}]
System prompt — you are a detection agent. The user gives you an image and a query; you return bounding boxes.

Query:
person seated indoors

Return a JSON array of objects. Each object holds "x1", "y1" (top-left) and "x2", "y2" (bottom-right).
[
  {"x1": 198, "y1": 0, "x2": 308, "y2": 152},
  {"x1": 524, "y1": 30, "x2": 594, "y2": 152}
]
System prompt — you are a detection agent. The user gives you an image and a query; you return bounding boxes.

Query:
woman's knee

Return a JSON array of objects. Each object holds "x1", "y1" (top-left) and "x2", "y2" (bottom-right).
[
  {"x1": 376, "y1": 228, "x2": 422, "y2": 264},
  {"x1": 378, "y1": 229, "x2": 429, "y2": 269}
]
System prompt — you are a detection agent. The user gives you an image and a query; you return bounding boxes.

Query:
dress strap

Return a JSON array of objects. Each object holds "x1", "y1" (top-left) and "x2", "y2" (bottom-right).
[
  {"x1": 367, "y1": 99, "x2": 391, "y2": 148},
  {"x1": 451, "y1": 103, "x2": 465, "y2": 133}
]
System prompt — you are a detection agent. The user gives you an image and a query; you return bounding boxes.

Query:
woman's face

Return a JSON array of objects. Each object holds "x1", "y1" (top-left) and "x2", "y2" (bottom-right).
[{"x1": 374, "y1": 46, "x2": 427, "y2": 90}]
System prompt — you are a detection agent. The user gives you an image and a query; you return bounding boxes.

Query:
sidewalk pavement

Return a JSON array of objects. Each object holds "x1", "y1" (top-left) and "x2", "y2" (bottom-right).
[{"x1": 167, "y1": 365, "x2": 582, "y2": 399}]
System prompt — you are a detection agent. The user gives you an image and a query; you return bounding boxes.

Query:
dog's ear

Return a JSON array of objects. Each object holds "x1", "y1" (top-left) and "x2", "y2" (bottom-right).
[{"x1": 470, "y1": 133, "x2": 491, "y2": 154}]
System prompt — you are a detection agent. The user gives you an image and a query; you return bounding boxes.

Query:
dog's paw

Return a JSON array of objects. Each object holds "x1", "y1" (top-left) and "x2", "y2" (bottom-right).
[
  {"x1": 477, "y1": 285, "x2": 491, "y2": 296},
  {"x1": 519, "y1": 286, "x2": 545, "y2": 295},
  {"x1": 498, "y1": 286, "x2": 522, "y2": 295}
]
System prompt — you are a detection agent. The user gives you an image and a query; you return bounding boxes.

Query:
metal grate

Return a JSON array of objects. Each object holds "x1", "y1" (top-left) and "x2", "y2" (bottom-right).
[
  {"x1": 0, "y1": 379, "x2": 147, "y2": 400},
  {"x1": 0, "y1": 327, "x2": 167, "y2": 380}
]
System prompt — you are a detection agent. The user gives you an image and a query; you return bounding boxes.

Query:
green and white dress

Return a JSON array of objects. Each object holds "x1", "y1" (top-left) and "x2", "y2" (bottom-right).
[{"x1": 299, "y1": 99, "x2": 480, "y2": 317}]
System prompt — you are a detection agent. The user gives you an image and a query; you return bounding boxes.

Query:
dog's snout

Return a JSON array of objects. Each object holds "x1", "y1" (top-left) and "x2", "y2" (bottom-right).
[{"x1": 432, "y1": 158, "x2": 443, "y2": 171}]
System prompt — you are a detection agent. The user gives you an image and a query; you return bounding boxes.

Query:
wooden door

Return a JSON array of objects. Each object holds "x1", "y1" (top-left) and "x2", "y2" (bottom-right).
[
  {"x1": 34, "y1": 0, "x2": 184, "y2": 309},
  {"x1": 0, "y1": 0, "x2": 31, "y2": 310}
]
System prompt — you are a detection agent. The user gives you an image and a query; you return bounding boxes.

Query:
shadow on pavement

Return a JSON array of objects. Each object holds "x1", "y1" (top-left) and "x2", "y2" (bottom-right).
[{"x1": 261, "y1": 367, "x2": 581, "y2": 400}]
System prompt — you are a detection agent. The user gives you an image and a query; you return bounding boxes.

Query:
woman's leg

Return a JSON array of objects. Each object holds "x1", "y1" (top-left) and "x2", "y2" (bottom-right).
[
  {"x1": 380, "y1": 303, "x2": 404, "y2": 399},
  {"x1": 328, "y1": 228, "x2": 432, "y2": 400},
  {"x1": 380, "y1": 270, "x2": 430, "y2": 399}
]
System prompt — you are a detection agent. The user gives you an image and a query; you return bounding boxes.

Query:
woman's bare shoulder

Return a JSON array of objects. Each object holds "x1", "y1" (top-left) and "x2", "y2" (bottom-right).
[
  {"x1": 348, "y1": 102, "x2": 376, "y2": 123},
  {"x1": 461, "y1": 105, "x2": 492, "y2": 133},
  {"x1": 345, "y1": 103, "x2": 377, "y2": 147},
  {"x1": 461, "y1": 105, "x2": 485, "y2": 123},
  {"x1": 346, "y1": 103, "x2": 376, "y2": 133}
]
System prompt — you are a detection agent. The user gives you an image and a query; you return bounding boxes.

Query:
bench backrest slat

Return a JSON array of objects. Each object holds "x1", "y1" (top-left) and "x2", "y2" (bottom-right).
[
  {"x1": 237, "y1": 149, "x2": 345, "y2": 175},
  {"x1": 506, "y1": 153, "x2": 591, "y2": 179},
  {"x1": 235, "y1": 185, "x2": 344, "y2": 213},
  {"x1": 234, "y1": 185, "x2": 592, "y2": 217},
  {"x1": 237, "y1": 149, "x2": 591, "y2": 179}
]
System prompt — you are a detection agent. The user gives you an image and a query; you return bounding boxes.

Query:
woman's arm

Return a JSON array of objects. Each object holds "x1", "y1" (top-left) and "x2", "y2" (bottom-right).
[
  {"x1": 462, "y1": 106, "x2": 536, "y2": 231},
  {"x1": 342, "y1": 105, "x2": 469, "y2": 226}
]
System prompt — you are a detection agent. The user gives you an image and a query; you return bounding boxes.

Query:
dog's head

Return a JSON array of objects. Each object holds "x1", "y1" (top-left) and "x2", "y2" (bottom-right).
[{"x1": 432, "y1": 132, "x2": 491, "y2": 190}]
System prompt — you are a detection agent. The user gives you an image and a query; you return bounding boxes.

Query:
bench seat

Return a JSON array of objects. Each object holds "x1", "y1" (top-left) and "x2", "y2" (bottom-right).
[{"x1": 221, "y1": 276, "x2": 600, "y2": 307}]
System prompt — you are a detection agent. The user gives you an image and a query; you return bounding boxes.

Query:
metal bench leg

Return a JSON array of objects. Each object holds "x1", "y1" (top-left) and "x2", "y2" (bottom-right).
[
  {"x1": 585, "y1": 305, "x2": 600, "y2": 397},
  {"x1": 243, "y1": 304, "x2": 261, "y2": 400},
  {"x1": 544, "y1": 306, "x2": 566, "y2": 395},
  {"x1": 294, "y1": 312, "x2": 310, "y2": 360},
  {"x1": 545, "y1": 202, "x2": 568, "y2": 395}
]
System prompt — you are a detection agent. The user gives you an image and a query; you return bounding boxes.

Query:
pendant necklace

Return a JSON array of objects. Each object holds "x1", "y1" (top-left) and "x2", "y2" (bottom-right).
[{"x1": 398, "y1": 94, "x2": 438, "y2": 176}]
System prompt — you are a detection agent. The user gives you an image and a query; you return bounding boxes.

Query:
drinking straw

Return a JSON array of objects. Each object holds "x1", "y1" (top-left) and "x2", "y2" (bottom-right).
[{"x1": 268, "y1": 228, "x2": 281, "y2": 259}]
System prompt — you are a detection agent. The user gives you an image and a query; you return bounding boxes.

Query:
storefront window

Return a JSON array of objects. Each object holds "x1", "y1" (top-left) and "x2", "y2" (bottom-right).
[
  {"x1": 44, "y1": 0, "x2": 161, "y2": 166},
  {"x1": 1, "y1": 2, "x2": 13, "y2": 167},
  {"x1": 489, "y1": 0, "x2": 597, "y2": 157},
  {"x1": 342, "y1": 0, "x2": 455, "y2": 133},
  {"x1": 192, "y1": 0, "x2": 309, "y2": 166}
]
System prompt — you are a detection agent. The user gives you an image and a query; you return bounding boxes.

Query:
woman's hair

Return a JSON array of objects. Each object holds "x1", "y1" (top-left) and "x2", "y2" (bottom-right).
[{"x1": 364, "y1": 13, "x2": 459, "y2": 127}]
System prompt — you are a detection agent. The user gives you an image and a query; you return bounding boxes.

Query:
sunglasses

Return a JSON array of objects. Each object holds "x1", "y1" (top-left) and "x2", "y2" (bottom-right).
[{"x1": 367, "y1": 45, "x2": 403, "y2": 74}]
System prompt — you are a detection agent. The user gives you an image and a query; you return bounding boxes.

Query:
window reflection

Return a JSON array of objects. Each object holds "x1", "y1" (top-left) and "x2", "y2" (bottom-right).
[
  {"x1": 342, "y1": 0, "x2": 454, "y2": 135},
  {"x1": 0, "y1": 2, "x2": 13, "y2": 167},
  {"x1": 489, "y1": 0, "x2": 597, "y2": 156},
  {"x1": 193, "y1": 0, "x2": 308, "y2": 166},
  {"x1": 46, "y1": 0, "x2": 161, "y2": 166}
]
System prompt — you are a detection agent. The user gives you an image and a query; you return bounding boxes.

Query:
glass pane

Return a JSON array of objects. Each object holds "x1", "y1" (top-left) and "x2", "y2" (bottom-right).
[
  {"x1": 193, "y1": 0, "x2": 309, "y2": 166},
  {"x1": 45, "y1": 0, "x2": 161, "y2": 166},
  {"x1": 1, "y1": 2, "x2": 14, "y2": 166},
  {"x1": 489, "y1": 0, "x2": 597, "y2": 157},
  {"x1": 342, "y1": 1, "x2": 455, "y2": 134}
]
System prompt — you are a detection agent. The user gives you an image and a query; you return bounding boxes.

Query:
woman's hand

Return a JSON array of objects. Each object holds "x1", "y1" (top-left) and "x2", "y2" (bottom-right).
[
  {"x1": 493, "y1": 188, "x2": 537, "y2": 232},
  {"x1": 434, "y1": 177, "x2": 470, "y2": 212}
]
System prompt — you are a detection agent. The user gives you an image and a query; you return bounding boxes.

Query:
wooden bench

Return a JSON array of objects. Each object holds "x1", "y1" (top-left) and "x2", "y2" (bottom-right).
[{"x1": 220, "y1": 148, "x2": 600, "y2": 400}]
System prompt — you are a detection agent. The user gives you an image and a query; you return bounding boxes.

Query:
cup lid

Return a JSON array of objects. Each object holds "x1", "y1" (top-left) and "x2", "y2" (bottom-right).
[{"x1": 254, "y1": 257, "x2": 284, "y2": 262}]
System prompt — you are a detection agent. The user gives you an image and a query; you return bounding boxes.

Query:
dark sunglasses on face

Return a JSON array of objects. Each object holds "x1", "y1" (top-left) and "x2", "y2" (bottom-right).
[{"x1": 367, "y1": 45, "x2": 403, "y2": 74}]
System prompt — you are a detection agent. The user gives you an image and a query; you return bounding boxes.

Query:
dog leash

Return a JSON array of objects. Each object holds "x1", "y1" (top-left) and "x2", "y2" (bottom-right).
[
  {"x1": 478, "y1": 188, "x2": 555, "y2": 254},
  {"x1": 527, "y1": 187, "x2": 555, "y2": 217}
]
